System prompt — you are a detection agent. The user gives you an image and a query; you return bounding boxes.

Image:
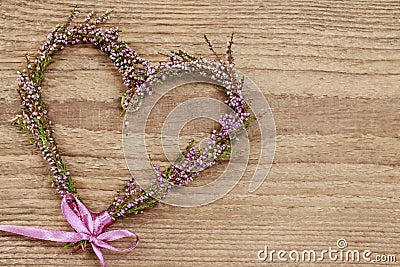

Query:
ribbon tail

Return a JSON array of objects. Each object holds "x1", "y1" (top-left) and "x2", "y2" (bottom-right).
[
  {"x1": 91, "y1": 243, "x2": 107, "y2": 267},
  {"x1": 0, "y1": 225, "x2": 86, "y2": 243}
]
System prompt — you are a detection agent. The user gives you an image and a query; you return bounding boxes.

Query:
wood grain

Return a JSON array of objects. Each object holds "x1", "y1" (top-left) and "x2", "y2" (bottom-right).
[{"x1": 0, "y1": 0, "x2": 399, "y2": 266}]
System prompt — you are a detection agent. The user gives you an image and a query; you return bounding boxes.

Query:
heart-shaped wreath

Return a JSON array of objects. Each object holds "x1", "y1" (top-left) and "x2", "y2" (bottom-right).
[{"x1": 1, "y1": 6, "x2": 252, "y2": 267}]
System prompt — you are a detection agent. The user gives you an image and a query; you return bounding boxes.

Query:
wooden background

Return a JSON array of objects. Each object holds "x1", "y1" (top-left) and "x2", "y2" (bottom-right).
[{"x1": 0, "y1": 0, "x2": 399, "y2": 266}]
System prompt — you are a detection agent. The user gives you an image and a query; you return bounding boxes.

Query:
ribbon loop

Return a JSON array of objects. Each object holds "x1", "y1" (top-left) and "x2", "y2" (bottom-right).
[{"x1": 0, "y1": 193, "x2": 140, "y2": 267}]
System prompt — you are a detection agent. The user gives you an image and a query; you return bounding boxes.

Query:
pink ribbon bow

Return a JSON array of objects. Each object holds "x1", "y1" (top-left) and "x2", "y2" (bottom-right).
[{"x1": 0, "y1": 193, "x2": 139, "y2": 267}]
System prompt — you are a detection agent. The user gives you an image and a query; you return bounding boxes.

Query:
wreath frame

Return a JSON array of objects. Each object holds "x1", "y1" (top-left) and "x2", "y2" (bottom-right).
[{"x1": 10, "y1": 6, "x2": 253, "y2": 258}]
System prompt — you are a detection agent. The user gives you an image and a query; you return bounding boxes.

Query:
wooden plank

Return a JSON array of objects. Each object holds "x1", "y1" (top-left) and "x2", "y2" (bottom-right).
[{"x1": 0, "y1": 0, "x2": 399, "y2": 266}]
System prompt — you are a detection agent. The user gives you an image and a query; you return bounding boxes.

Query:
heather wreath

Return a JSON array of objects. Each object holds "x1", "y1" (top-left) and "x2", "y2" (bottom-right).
[{"x1": 9, "y1": 6, "x2": 254, "y2": 262}]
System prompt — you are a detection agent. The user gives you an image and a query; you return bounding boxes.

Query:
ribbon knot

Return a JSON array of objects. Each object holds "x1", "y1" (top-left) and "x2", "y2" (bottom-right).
[
  {"x1": 89, "y1": 235, "x2": 96, "y2": 243},
  {"x1": 0, "y1": 194, "x2": 140, "y2": 267}
]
